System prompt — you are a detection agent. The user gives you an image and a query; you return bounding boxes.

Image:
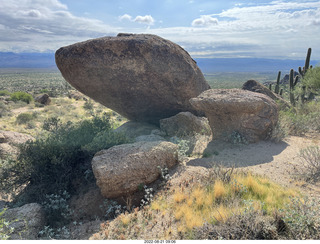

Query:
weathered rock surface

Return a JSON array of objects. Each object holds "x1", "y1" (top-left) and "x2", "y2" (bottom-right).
[
  {"x1": 160, "y1": 112, "x2": 211, "y2": 137},
  {"x1": 0, "y1": 130, "x2": 34, "y2": 157},
  {"x1": 3, "y1": 203, "x2": 46, "y2": 240},
  {"x1": 35, "y1": 93, "x2": 51, "y2": 105},
  {"x1": 190, "y1": 89, "x2": 278, "y2": 143},
  {"x1": 55, "y1": 33, "x2": 210, "y2": 124},
  {"x1": 92, "y1": 141, "x2": 178, "y2": 198},
  {"x1": 242, "y1": 80, "x2": 291, "y2": 110},
  {"x1": 114, "y1": 121, "x2": 160, "y2": 140},
  {"x1": 160, "y1": 112, "x2": 212, "y2": 155},
  {"x1": 70, "y1": 187, "x2": 105, "y2": 221}
]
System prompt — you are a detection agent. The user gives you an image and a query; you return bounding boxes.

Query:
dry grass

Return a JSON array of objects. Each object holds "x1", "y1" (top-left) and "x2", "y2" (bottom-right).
[{"x1": 92, "y1": 169, "x2": 302, "y2": 240}]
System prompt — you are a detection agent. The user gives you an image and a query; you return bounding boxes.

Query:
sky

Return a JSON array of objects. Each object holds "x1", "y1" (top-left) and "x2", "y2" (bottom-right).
[{"x1": 0, "y1": 0, "x2": 320, "y2": 59}]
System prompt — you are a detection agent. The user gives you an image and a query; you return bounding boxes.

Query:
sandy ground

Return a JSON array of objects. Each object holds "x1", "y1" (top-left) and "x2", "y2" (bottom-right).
[{"x1": 182, "y1": 135, "x2": 320, "y2": 197}]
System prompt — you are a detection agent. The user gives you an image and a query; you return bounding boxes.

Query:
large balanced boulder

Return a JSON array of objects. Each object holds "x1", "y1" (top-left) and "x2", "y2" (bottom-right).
[
  {"x1": 55, "y1": 33, "x2": 210, "y2": 124},
  {"x1": 91, "y1": 141, "x2": 178, "y2": 198},
  {"x1": 190, "y1": 89, "x2": 278, "y2": 143}
]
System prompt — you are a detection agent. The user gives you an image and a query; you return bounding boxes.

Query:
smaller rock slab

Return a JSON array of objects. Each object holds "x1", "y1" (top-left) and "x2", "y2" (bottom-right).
[
  {"x1": 3, "y1": 203, "x2": 45, "y2": 240},
  {"x1": 91, "y1": 141, "x2": 178, "y2": 198},
  {"x1": 190, "y1": 89, "x2": 278, "y2": 143}
]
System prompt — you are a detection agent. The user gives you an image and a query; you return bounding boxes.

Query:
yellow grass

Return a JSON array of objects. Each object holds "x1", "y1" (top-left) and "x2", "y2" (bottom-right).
[
  {"x1": 149, "y1": 171, "x2": 300, "y2": 236},
  {"x1": 119, "y1": 214, "x2": 131, "y2": 227},
  {"x1": 213, "y1": 180, "x2": 227, "y2": 199},
  {"x1": 211, "y1": 204, "x2": 230, "y2": 223},
  {"x1": 173, "y1": 190, "x2": 187, "y2": 203}
]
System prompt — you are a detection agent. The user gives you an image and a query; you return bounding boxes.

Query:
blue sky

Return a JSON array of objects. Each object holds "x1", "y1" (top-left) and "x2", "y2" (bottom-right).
[{"x1": 0, "y1": 0, "x2": 320, "y2": 59}]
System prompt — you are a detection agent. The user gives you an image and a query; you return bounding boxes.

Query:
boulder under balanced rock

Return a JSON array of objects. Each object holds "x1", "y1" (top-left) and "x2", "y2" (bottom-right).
[
  {"x1": 55, "y1": 33, "x2": 210, "y2": 124},
  {"x1": 160, "y1": 112, "x2": 212, "y2": 155},
  {"x1": 91, "y1": 141, "x2": 178, "y2": 198},
  {"x1": 189, "y1": 89, "x2": 278, "y2": 143}
]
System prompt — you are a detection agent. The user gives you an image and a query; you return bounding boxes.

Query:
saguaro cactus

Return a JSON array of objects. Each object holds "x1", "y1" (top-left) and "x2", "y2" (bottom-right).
[
  {"x1": 289, "y1": 69, "x2": 296, "y2": 106},
  {"x1": 275, "y1": 71, "x2": 281, "y2": 94}
]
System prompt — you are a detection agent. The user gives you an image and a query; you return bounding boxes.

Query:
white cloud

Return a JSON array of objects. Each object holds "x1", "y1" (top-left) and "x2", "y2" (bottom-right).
[
  {"x1": 119, "y1": 14, "x2": 132, "y2": 21},
  {"x1": 119, "y1": 13, "x2": 155, "y2": 25},
  {"x1": 0, "y1": 0, "x2": 119, "y2": 52},
  {"x1": 191, "y1": 15, "x2": 218, "y2": 27},
  {"x1": 134, "y1": 15, "x2": 155, "y2": 25},
  {"x1": 0, "y1": 0, "x2": 319, "y2": 60}
]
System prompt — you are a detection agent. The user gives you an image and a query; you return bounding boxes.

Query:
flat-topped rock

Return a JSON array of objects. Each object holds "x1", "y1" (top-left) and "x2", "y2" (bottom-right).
[
  {"x1": 92, "y1": 141, "x2": 178, "y2": 198},
  {"x1": 55, "y1": 34, "x2": 210, "y2": 124},
  {"x1": 189, "y1": 89, "x2": 278, "y2": 143}
]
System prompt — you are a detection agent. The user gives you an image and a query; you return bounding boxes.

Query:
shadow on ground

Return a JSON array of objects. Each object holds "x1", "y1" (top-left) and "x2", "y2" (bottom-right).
[{"x1": 187, "y1": 139, "x2": 289, "y2": 168}]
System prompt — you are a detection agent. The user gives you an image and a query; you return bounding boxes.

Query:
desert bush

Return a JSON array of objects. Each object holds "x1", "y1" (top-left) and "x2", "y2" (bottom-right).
[
  {"x1": 270, "y1": 115, "x2": 289, "y2": 143},
  {"x1": 42, "y1": 191, "x2": 73, "y2": 227},
  {"x1": 279, "y1": 103, "x2": 320, "y2": 136},
  {"x1": 15, "y1": 113, "x2": 34, "y2": 124},
  {"x1": 42, "y1": 117, "x2": 62, "y2": 132},
  {"x1": 83, "y1": 99, "x2": 94, "y2": 111},
  {"x1": 169, "y1": 136, "x2": 190, "y2": 159},
  {"x1": 10, "y1": 91, "x2": 33, "y2": 104},
  {"x1": 299, "y1": 146, "x2": 320, "y2": 182},
  {"x1": 302, "y1": 66, "x2": 320, "y2": 94},
  {"x1": 0, "y1": 90, "x2": 11, "y2": 96},
  {"x1": 279, "y1": 196, "x2": 320, "y2": 239},
  {"x1": 0, "y1": 102, "x2": 11, "y2": 118},
  {"x1": 1, "y1": 114, "x2": 129, "y2": 205}
]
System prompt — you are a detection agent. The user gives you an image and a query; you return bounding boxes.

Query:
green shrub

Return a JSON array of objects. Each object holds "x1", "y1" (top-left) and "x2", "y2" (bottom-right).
[
  {"x1": 302, "y1": 66, "x2": 320, "y2": 93},
  {"x1": 16, "y1": 113, "x2": 34, "y2": 124},
  {"x1": 279, "y1": 196, "x2": 320, "y2": 239},
  {"x1": 299, "y1": 146, "x2": 320, "y2": 182},
  {"x1": 279, "y1": 102, "x2": 320, "y2": 136},
  {"x1": 41, "y1": 191, "x2": 73, "y2": 227},
  {"x1": 4, "y1": 114, "x2": 129, "y2": 205},
  {"x1": 0, "y1": 90, "x2": 11, "y2": 96},
  {"x1": 10, "y1": 91, "x2": 33, "y2": 104},
  {"x1": 0, "y1": 102, "x2": 11, "y2": 118},
  {"x1": 42, "y1": 117, "x2": 62, "y2": 132},
  {"x1": 83, "y1": 99, "x2": 94, "y2": 111}
]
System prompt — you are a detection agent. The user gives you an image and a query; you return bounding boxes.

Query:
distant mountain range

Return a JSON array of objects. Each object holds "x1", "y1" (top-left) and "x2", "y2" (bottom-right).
[{"x1": 0, "y1": 52, "x2": 318, "y2": 73}]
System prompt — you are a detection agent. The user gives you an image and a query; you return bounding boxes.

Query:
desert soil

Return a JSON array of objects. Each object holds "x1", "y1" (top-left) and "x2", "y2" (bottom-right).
[{"x1": 180, "y1": 135, "x2": 320, "y2": 198}]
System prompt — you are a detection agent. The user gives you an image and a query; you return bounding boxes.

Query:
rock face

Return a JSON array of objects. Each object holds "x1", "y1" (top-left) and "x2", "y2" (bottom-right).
[
  {"x1": 190, "y1": 89, "x2": 278, "y2": 143},
  {"x1": 3, "y1": 203, "x2": 46, "y2": 240},
  {"x1": 242, "y1": 80, "x2": 291, "y2": 110},
  {"x1": 114, "y1": 121, "x2": 160, "y2": 140},
  {"x1": 35, "y1": 93, "x2": 51, "y2": 105},
  {"x1": 160, "y1": 112, "x2": 212, "y2": 155},
  {"x1": 91, "y1": 141, "x2": 178, "y2": 198},
  {"x1": 55, "y1": 33, "x2": 210, "y2": 124},
  {"x1": 0, "y1": 130, "x2": 34, "y2": 157}
]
